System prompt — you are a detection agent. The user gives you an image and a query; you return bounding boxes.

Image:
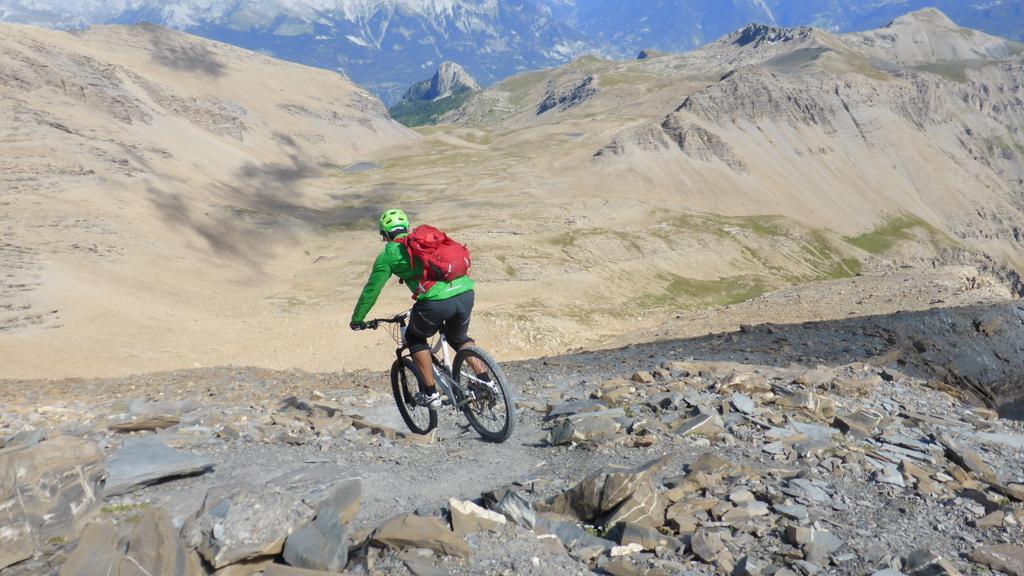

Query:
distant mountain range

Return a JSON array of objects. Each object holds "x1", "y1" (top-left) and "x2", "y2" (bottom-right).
[{"x1": 1, "y1": 0, "x2": 1022, "y2": 103}]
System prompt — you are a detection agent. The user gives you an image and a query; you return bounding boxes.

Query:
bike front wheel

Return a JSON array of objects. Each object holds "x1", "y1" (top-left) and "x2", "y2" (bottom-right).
[
  {"x1": 390, "y1": 357, "x2": 437, "y2": 435},
  {"x1": 453, "y1": 346, "x2": 515, "y2": 443}
]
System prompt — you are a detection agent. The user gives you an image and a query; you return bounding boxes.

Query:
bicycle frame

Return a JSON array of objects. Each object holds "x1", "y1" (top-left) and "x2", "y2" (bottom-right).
[{"x1": 394, "y1": 315, "x2": 465, "y2": 408}]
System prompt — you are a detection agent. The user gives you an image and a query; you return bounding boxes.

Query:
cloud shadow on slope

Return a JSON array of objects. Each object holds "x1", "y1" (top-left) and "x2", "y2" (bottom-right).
[
  {"x1": 143, "y1": 134, "x2": 402, "y2": 268},
  {"x1": 143, "y1": 24, "x2": 226, "y2": 78}
]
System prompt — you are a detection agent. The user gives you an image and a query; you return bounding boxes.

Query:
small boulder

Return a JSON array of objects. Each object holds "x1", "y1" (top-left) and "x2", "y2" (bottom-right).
[
  {"x1": 904, "y1": 549, "x2": 961, "y2": 576},
  {"x1": 371, "y1": 514, "x2": 470, "y2": 558},
  {"x1": 448, "y1": 497, "x2": 506, "y2": 535},
  {"x1": 539, "y1": 455, "x2": 670, "y2": 523},
  {"x1": 969, "y1": 544, "x2": 1024, "y2": 576},
  {"x1": 631, "y1": 371, "x2": 655, "y2": 384},
  {"x1": 545, "y1": 399, "x2": 607, "y2": 420},
  {"x1": 691, "y1": 529, "x2": 725, "y2": 563},
  {"x1": 282, "y1": 479, "x2": 361, "y2": 572},
  {"x1": 672, "y1": 413, "x2": 724, "y2": 437},
  {"x1": 108, "y1": 415, "x2": 181, "y2": 433}
]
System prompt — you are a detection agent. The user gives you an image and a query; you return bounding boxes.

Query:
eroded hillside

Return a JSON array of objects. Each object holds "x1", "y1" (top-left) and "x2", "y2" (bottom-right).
[{"x1": 0, "y1": 23, "x2": 413, "y2": 377}]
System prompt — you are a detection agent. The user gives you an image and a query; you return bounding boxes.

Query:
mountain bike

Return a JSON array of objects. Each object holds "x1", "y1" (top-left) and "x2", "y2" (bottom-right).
[{"x1": 361, "y1": 311, "x2": 515, "y2": 443}]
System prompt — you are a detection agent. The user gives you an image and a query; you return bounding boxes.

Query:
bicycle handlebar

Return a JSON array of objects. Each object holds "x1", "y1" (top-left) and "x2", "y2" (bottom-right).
[{"x1": 362, "y1": 312, "x2": 409, "y2": 330}]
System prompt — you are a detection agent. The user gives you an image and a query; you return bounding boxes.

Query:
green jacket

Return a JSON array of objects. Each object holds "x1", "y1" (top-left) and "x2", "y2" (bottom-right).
[{"x1": 351, "y1": 236, "x2": 475, "y2": 323}]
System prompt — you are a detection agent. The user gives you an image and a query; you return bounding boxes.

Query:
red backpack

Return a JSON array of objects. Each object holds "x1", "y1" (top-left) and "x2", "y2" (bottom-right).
[{"x1": 397, "y1": 225, "x2": 471, "y2": 296}]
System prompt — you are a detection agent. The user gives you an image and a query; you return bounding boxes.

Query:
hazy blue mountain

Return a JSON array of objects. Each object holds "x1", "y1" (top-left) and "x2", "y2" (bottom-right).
[
  {"x1": 768, "y1": 0, "x2": 1024, "y2": 41},
  {"x1": 566, "y1": 0, "x2": 776, "y2": 56},
  {"x1": 1, "y1": 0, "x2": 1021, "y2": 104},
  {"x1": 560, "y1": 0, "x2": 1022, "y2": 56}
]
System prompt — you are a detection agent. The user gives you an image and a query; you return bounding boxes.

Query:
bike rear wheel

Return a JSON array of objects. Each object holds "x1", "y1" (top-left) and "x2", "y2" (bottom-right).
[
  {"x1": 453, "y1": 346, "x2": 515, "y2": 443},
  {"x1": 390, "y1": 357, "x2": 437, "y2": 435}
]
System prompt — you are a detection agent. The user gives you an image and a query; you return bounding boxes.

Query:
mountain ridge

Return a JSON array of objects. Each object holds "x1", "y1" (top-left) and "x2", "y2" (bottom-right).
[{"x1": 3, "y1": 0, "x2": 1023, "y2": 103}]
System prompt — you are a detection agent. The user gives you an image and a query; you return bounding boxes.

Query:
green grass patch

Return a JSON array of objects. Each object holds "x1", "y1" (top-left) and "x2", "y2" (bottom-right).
[
  {"x1": 568, "y1": 55, "x2": 611, "y2": 73},
  {"x1": 101, "y1": 503, "x2": 150, "y2": 515},
  {"x1": 496, "y1": 70, "x2": 547, "y2": 94},
  {"x1": 844, "y1": 214, "x2": 957, "y2": 255},
  {"x1": 389, "y1": 92, "x2": 474, "y2": 127},
  {"x1": 993, "y1": 135, "x2": 1024, "y2": 159},
  {"x1": 597, "y1": 71, "x2": 656, "y2": 89},
  {"x1": 638, "y1": 274, "x2": 771, "y2": 310},
  {"x1": 911, "y1": 62, "x2": 970, "y2": 83},
  {"x1": 661, "y1": 213, "x2": 862, "y2": 283}
]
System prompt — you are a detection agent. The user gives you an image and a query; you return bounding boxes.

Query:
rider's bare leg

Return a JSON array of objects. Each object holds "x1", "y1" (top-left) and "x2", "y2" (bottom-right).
[
  {"x1": 412, "y1": 349, "x2": 435, "y2": 391},
  {"x1": 458, "y1": 340, "x2": 487, "y2": 377}
]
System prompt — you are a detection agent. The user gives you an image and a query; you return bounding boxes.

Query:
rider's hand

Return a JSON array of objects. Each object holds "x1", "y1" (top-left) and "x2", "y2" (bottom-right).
[{"x1": 349, "y1": 321, "x2": 367, "y2": 331}]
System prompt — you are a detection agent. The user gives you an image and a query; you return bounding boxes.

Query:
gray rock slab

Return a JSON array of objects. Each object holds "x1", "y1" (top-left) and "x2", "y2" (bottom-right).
[
  {"x1": 534, "y1": 514, "x2": 614, "y2": 551},
  {"x1": 0, "y1": 437, "x2": 105, "y2": 571},
  {"x1": 283, "y1": 479, "x2": 361, "y2": 572},
  {"x1": 969, "y1": 544, "x2": 1024, "y2": 576},
  {"x1": 782, "y1": 479, "x2": 829, "y2": 503},
  {"x1": 647, "y1": 392, "x2": 681, "y2": 411},
  {"x1": 731, "y1": 393, "x2": 756, "y2": 415},
  {"x1": 104, "y1": 436, "x2": 215, "y2": 497},
  {"x1": 58, "y1": 508, "x2": 196, "y2": 576},
  {"x1": 545, "y1": 399, "x2": 607, "y2": 420},
  {"x1": 494, "y1": 489, "x2": 536, "y2": 529},
  {"x1": 774, "y1": 504, "x2": 810, "y2": 522}
]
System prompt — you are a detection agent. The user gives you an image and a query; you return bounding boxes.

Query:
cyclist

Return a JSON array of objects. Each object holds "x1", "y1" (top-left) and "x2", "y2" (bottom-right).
[{"x1": 350, "y1": 209, "x2": 484, "y2": 408}]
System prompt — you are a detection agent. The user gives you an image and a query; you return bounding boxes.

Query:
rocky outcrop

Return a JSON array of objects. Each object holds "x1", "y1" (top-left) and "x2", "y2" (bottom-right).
[
  {"x1": 596, "y1": 113, "x2": 747, "y2": 172},
  {"x1": 537, "y1": 73, "x2": 598, "y2": 115},
  {"x1": 733, "y1": 23, "x2": 818, "y2": 50},
  {"x1": 390, "y1": 61, "x2": 482, "y2": 125},
  {"x1": 0, "y1": 436, "x2": 105, "y2": 570},
  {"x1": 399, "y1": 61, "x2": 480, "y2": 103}
]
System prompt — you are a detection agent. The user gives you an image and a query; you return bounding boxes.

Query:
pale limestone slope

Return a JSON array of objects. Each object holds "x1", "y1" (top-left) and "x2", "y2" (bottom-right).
[
  {"x1": 845, "y1": 8, "x2": 1022, "y2": 65},
  {"x1": 0, "y1": 23, "x2": 415, "y2": 378}
]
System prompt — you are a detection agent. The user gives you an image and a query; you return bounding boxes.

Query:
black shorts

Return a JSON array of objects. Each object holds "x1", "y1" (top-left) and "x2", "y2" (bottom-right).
[{"x1": 405, "y1": 290, "x2": 475, "y2": 354}]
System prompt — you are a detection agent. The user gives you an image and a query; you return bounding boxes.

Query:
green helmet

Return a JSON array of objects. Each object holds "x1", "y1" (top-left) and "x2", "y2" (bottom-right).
[{"x1": 378, "y1": 208, "x2": 410, "y2": 234}]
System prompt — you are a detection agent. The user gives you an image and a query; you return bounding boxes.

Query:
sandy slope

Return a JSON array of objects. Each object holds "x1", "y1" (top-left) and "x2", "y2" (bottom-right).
[{"x1": 0, "y1": 23, "x2": 414, "y2": 378}]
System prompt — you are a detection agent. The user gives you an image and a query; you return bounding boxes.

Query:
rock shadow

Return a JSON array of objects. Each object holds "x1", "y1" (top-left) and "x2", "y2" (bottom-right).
[{"x1": 514, "y1": 302, "x2": 1024, "y2": 420}]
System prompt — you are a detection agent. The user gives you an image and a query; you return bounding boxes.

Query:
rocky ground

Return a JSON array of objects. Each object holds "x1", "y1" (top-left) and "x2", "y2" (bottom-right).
[{"x1": 2, "y1": 295, "x2": 1024, "y2": 576}]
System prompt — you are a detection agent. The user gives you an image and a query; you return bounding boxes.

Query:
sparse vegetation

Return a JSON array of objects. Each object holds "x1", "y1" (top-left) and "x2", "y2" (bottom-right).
[
  {"x1": 496, "y1": 70, "x2": 547, "y2": 94},
  {"x1": 637, "y1": 273, "x2": 771, "y2": 310},
  {"x1": 101, "y1": 502, "x2": 150, "y2": 515},
  {"x1": 844, "y1": 214, "x2": 958, "y2": 254},
  {"x1": 912, "y1": 62, "x2": 971, "y2": 83}
]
